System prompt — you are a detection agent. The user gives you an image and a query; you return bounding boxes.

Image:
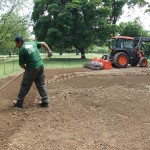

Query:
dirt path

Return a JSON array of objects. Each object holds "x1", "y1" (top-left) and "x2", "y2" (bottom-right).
[{"x1": 0, "y1": 67, "x2": 150, "y2": 150}]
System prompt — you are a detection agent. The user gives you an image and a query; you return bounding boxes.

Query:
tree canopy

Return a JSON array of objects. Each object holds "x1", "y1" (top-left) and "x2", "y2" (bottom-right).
[
  {"x1": 32, "y1": 0, "x2": 115, "y2": 58},
  {"x1": 32, "y1": 0, "x2": 150, "y2": 58},
  {"x1": 0, "y1": 13, "x2": 28, "y2": 50},
  {"x1": 0, "y1": 0, "x2": 32, "y2": 51},
  {"x1": 118, "y1": 19, "x2": 149, "y2": 37}
]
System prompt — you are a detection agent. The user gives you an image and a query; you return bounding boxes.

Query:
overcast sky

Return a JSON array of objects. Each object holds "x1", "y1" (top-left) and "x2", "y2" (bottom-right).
[{"x1": 118, "y1": 4, "x2": 150, "y2": 31}]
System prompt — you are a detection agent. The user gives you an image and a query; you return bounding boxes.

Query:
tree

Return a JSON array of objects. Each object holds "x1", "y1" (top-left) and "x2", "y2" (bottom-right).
[
  {"x1": 106, "y1": 0, "x2": 149, "y2": 35},
  {"x1": 32, "y1": 0, "x2": 112, "y2": 59},
  {"x1": 32, "y1": 0, "x2": 150, "y2": 58},
  {"x1": 0, "y1": 0, "x2": 32, "y2": 51},
  {"x1": 104, "y1": 0, "x2": 149, "y2": 25},
  {"x1": 118, "y1": 19, "x2": 148, "y2": 37},
  {"x1": 107, "y1": 0, "x2": 126, "y2": 25},
  {"x1": 127, "y1": 0, "x2": 148, "y2": 7},
  {"x1": 0, "y1": 13, "x2": 28, "y2": 50},
  {"x1": 145, "y1": 1, "x2": 150, "y2": 13}
]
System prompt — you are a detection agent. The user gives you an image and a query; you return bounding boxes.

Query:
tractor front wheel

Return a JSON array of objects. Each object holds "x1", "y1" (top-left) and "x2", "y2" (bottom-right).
[
  {"x1": 113, "y1": 52, "x2": 129, "y2": 68},
  {"x1": 139, "y1": 57, "x2": 148, "y2": 67}
]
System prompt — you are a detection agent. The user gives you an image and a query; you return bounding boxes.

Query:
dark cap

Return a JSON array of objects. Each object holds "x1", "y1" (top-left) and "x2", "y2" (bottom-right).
[{"x1": 14, "y1": 36, "x2": 25, "y2": 43}]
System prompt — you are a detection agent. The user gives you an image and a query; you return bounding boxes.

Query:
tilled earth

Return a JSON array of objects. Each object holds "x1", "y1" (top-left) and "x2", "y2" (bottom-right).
[{"x1": 0, "y1": 67, "x2": 150, "y2": 150}]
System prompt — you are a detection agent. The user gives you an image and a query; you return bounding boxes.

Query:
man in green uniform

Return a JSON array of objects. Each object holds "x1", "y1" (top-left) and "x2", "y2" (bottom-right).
[{"x1": 13, "y1": 36, "x2": 52, "y2": 108}]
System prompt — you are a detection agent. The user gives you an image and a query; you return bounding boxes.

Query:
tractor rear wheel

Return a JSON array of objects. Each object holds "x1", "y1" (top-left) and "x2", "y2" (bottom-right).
[
  {"x1": 113, "y1": 52, "x2": 129, "y2": 68},
  {"x1": 139, "y1": 57, "x2": 148, "y2": 67}
]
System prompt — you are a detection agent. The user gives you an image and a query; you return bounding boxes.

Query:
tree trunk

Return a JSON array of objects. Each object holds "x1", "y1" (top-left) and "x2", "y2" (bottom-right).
[{"x1": 78, "y1": 47, "x2": 86, "y2": 59}]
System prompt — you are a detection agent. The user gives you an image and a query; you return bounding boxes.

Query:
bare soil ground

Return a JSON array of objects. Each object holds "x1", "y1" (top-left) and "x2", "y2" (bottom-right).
[{"x1": 0, "y1": 67, "x2": 150, "y2": 150}]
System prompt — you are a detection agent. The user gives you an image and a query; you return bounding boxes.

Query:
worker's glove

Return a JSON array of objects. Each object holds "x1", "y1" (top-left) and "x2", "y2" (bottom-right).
[{"x1": 47, "y1": 51, "x2": 53, "y2": 57}]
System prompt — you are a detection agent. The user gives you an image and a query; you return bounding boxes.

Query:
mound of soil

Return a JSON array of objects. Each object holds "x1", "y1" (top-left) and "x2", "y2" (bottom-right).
[{"x1": 0, "y1": 67, "x2": 150, "y2": 150}]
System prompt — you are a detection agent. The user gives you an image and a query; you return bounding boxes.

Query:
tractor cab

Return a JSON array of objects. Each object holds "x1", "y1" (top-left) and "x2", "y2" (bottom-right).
[
  {"x1": 109, "y1": 36, "x2": 134, "y2": 50},
  {"x1": 109, "y1": 36, "x2": 135, "y2": 60}
]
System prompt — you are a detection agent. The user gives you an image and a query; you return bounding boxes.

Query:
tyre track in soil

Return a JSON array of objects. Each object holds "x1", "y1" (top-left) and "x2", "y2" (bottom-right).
[{"x1": 0, "y1": 67, "x2": 150, "y2": 149}]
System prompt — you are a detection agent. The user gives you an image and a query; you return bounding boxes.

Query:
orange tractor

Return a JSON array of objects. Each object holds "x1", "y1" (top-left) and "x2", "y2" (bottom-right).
[{"x1": 84, "y1": 36, "x2": 149, "y2": 70}]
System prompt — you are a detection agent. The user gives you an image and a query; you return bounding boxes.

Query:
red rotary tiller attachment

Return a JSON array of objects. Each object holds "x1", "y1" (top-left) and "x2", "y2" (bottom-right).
[{"x1": 84, "y1": 57, "x2": 112, "y2": 70}]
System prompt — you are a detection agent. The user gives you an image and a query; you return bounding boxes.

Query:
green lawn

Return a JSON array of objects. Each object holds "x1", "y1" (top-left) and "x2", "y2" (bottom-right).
[
  {"x1": 43, "y1": 53, "x2": 102, "y2": 68},
  {"x1": 0, "y1": 59, "x2": 22, "y2": 79},
  {"x1": 0, "y1": 53, "x2": 102, "y2": 79}
]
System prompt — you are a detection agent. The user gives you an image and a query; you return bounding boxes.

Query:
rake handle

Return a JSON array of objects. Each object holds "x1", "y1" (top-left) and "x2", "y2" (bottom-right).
[
  {"x1": 0, "y1": 54, "x2": 51, "y2": 91},
  {"x1": 0, "y1": 72, "x2": 24, "y2": 91}
]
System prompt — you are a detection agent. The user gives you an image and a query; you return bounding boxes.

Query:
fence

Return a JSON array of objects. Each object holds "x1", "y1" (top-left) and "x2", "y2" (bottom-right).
[
  {"x1": 0, "y1": 54, "x2": 22, "y2": 79},
  {"x1": 0, "y1": 52, "x2": 49, "y2": 79},
  {"x1": 0, "y1": 52, "x2": 102, "y2": 79}
]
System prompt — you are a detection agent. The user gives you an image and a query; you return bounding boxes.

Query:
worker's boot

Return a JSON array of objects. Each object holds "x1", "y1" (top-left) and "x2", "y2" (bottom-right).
[
  {"x1": 39, "y1": 101, "x2": 49, "y2": 107},
  {"x1": 13, "y1": 100, "x2": 23, "y2": 108}
]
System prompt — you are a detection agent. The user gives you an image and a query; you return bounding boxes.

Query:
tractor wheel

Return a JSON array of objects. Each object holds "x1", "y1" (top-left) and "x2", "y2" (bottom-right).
[
  {"x1": 139, "y1": 57, "x2": 148, "y2": 67},
  {"x1": 113, "y1": 52, "x2": 129, "y2": 68}
]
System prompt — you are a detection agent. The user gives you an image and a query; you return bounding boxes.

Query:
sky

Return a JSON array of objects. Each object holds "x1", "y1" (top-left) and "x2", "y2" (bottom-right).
[{"x1": 118, "y1": 4, "x2": 150, "y2": 31}]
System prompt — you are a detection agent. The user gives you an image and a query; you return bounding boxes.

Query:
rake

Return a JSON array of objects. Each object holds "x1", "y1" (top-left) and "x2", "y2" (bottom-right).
[
  {"x1": 0, "y1": 71, "x2": 24, "y2": 91},
  {"x1": 0, "y1": 53, "x2": 52, "y2": 91}
]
